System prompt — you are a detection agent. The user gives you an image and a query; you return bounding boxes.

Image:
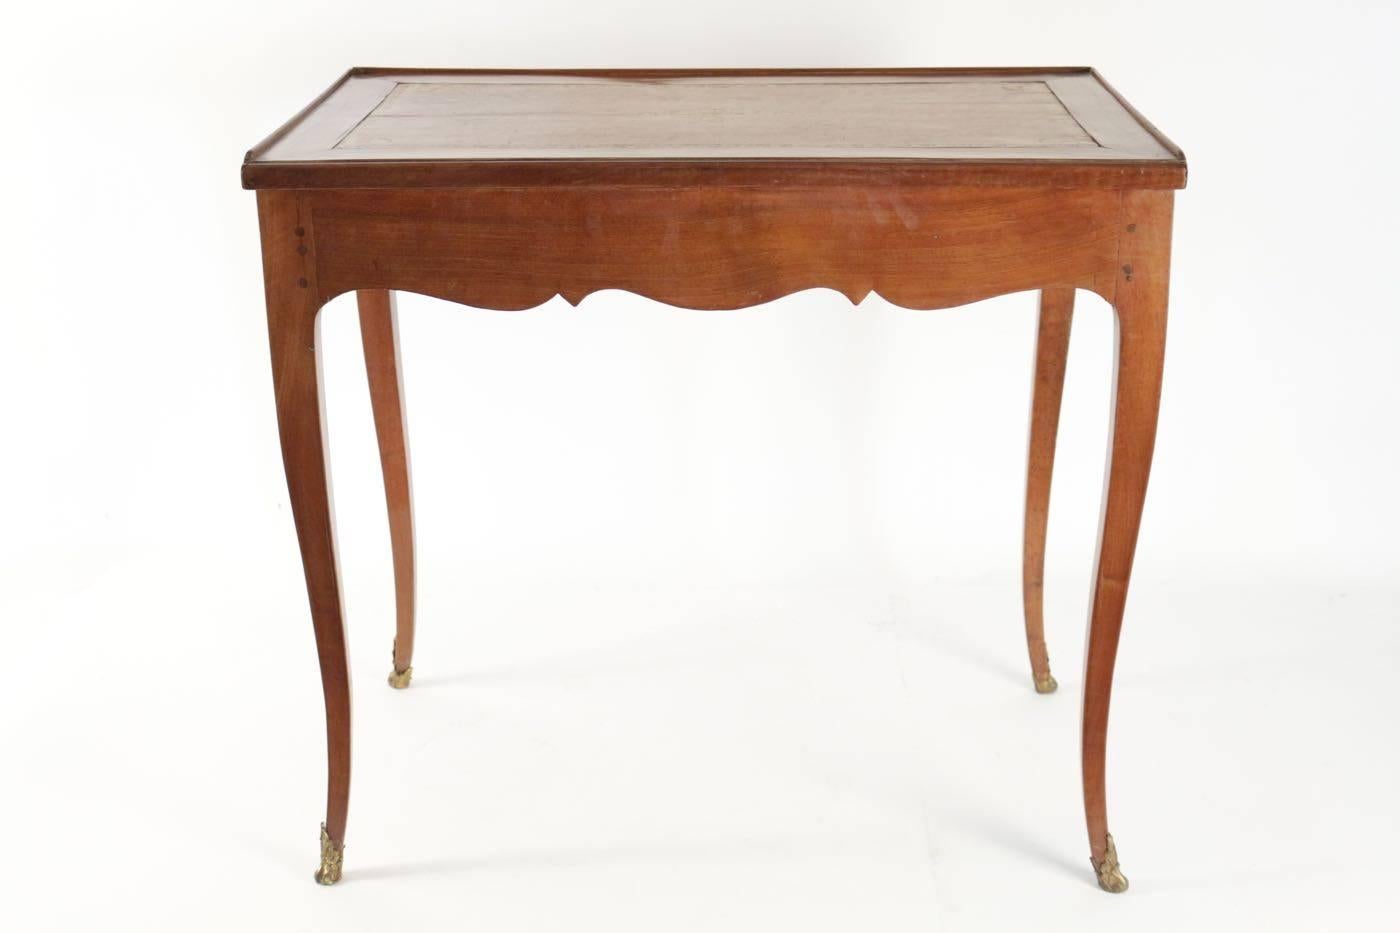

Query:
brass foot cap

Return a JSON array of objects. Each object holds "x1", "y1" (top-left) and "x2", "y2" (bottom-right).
[
  {"x1": 1091, "y1": 833, "x2": 1129, "y2": 893},
  {"x1": 1034, "y1": 672, "x2": 1058, "y2": 694},
  {"x1": 388, "y1": 666, "x2": 413, "y2": 689},
  {"x1": 315, "y1": 823, "x2": 344, "y2": 885}
]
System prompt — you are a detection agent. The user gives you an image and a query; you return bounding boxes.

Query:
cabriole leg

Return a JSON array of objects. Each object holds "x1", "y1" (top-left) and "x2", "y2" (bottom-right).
[
  {"x1": 1081, "y1": 190, "x2": 1173, "y2": 893},
  {"x1": 1022, "y1": 287, "x2": 1075, "y2": 694},
  {"x1": 258, "y1": 190, "x2": 351, "y2": 885},
  {"x1": 358, "y1": 289, "x2": 418, "y2": 690}
]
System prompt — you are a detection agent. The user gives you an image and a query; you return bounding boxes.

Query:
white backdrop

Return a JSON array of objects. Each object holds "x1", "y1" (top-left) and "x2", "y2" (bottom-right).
[{"x1": 2, "y1": 2, "x2": 1397, "y2": 931}]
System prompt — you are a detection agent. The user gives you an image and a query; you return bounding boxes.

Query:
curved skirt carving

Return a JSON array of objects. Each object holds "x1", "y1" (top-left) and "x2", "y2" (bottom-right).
[{"x1": 303, "y1": 185, "x2": 1123, "y2": 313}]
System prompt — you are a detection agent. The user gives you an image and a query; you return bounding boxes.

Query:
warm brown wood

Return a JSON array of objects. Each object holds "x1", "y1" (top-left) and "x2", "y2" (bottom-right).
[
  {"x1": 358, "y1": 290, "x2": 417, "y2": 680},
  {"x1": 242, "y1": 68, "x2": 1185, "y2": 190},
  {"x1": 257, "y1": 189, "x2": 351, "y2": 848},
  {"x1": 1081, "y1": 188, "x2": 1173, "y2": 882},
  {"x1": 248, "y1": 67, "x2": 1185, "y2": 893},
  {"x1": 306, "y1": 186, "x2": 1121, "y2": 311},
  {"x1": 243, "y1": 159, "x2": 1182, "y2": 191},
  {"x1": 1022, "y1": 287, "x2": 1075, "y2": 693}
]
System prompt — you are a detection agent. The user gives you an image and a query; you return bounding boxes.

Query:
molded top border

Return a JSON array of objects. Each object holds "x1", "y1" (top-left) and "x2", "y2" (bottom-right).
[{"x1": 242, "y1": 67, "x2": 1186, "y2": 190}]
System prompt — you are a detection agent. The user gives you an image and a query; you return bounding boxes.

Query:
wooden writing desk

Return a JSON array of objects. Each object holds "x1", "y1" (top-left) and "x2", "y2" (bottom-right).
[{"x1": 243, "y1": 67, "x2": 1186, "y2": 892}]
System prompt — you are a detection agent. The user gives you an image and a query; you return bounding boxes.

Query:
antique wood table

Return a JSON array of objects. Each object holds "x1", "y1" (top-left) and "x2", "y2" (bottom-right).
[{"x1": 243, "y1": 67, "x2": 1186, "y2": 892}]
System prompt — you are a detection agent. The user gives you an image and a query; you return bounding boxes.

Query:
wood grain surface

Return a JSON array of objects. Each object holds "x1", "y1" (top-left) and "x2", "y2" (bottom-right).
[{"x1": 305, "y1": 185, "x2": 1123, "y2": 311}]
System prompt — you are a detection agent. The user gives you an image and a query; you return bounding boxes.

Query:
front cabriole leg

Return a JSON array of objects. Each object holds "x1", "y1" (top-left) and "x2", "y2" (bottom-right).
[
  {"x1": 258, "y1": 190, "x2": 352, "y2": 885},
  {"x1": 1081, "y1": 189, "x2": 1173, "y2": 893}
]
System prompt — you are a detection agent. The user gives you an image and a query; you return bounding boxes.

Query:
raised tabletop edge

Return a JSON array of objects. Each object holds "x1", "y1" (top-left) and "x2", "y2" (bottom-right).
[
  {"x1": 245, "y1": 68, "x2": 358, "y2": 166},
  {"x1": 242, "y1": 67, "x2": 1186, "y2": 191}
]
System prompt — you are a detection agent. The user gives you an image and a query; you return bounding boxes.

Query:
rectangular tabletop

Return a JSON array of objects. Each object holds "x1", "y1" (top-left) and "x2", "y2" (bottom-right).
[{"x1": 243, "y1": 68, "x2": 1185, "y2": 189}]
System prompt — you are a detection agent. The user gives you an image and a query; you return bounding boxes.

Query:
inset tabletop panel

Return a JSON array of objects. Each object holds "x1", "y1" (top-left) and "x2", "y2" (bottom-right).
[
  {"x1": 244, "y1": 68, "x2": 1185, "y2": 189},
  {"x1": 340, "y1": 79, "x2": 1098, "y2": 154}
]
